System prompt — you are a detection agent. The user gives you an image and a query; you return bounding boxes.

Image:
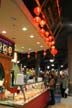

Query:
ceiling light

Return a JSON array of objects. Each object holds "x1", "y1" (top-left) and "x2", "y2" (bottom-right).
[
  {"x1": 60, "y1": 65, "x2": 63, "y2": 68},
  {"x1": 40, "y1": 45, "x2": 43, "y2": 48},
  {"x1": 29, "y1": 48, "x2": 32, "y2": 51},
  {"x1": 49, "y1": 59, "x2": 54, "y2": 62},
  {"x1": 22, "y1": 27, "x2": 27, "y2": 31},
  {"x1": 24, "y1": 65, "x2": 27, "y2": 68},
  {"x1": 21, "y1": 46, "x2": 24, "y2": 49},
  {"x1": 2, "y1": 30, "x2": 7, "y2": 34},
  {"x1": 51, "y1": 64, "x2": 54, "y2": 67},
  {"x1": 37, "y1": 41, "x2": 40, "y2": 44},
  {"x1": 30, "y1": 35, "x2": 34, "y2": 38},
  {"x1": 47, "y1": 66, "x2": 50, "y2": 69}
]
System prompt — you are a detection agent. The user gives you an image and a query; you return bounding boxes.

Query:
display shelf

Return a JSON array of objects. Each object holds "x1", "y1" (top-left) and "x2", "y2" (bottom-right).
[{"x1": 0, "y1": 82, "x2": 50, "y2": 107}]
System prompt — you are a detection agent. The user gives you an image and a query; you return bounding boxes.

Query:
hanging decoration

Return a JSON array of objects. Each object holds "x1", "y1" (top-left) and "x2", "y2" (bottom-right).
[
  {"x1": 51, "y1": 41, "x2": 55, "y2": 46},
  {"x1": 27, "y1": 52, "x2": 30, "y2": 58},
  {"x1": 33, "y1": 6, "x2": 41, "y2": 16},
  {"x1": 40, "y1": 19, "x2": 46, "y2": 27},
  {"x1": 34, "y1": 16, "x2": 41, "y2": 24},
  {"x1": 50, "y1": 47, "x2": 58, "y2": 56},
  {"x1": 48, "y1": 42, "x2": 53, "y2": 47},
  {"x1": 40, "y1": 28, "x2": 45, "y2": 36},
  {"x1": 48, "y1": 36, "x2": 54, "y2": 42},
  {"x1": 51, "y1": 46, "x2": 55, "y2": 49},
  {"x1": 45, "y1": 31, "x2": 49, "y2": 37},
  {"x1": 43, "y1": 49, "x2": 47, "y2": 56},
  {"x1": 33, "y1": 1, "x2": 59, "y2": 58},
  {"x1": 45, "y1": 37, "x2": 49, "y2": 42}
]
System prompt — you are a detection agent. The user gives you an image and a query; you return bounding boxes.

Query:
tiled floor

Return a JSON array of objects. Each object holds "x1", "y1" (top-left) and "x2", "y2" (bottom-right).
[
  {"x1": 50, "y1": 104, "x2": 72, "y2": 108},
  {"x1": 48, "y1": 96, "x2": 72, "y2": 108}
]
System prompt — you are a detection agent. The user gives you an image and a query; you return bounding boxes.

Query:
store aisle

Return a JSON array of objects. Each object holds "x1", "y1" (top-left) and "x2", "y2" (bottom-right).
[{"x1": 48, "y1": 96, "x2": 72, "y2": 108}]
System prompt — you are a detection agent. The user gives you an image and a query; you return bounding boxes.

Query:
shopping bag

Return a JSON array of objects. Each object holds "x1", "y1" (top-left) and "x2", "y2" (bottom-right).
[{"x1": 65, "y1": 88, "x2": 69, "y2": 95}]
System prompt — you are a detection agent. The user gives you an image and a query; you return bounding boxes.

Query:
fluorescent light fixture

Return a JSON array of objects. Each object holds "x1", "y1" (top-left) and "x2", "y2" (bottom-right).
[
  {"x1": 22, "y1": 27, "x2": 27, "y2": 31},
  {"x1": 2, "y1": 30, "x2": 7, "y2": 34},
  {"x1": 30, "y1": 35, "x2": 34, "y2": 38}
]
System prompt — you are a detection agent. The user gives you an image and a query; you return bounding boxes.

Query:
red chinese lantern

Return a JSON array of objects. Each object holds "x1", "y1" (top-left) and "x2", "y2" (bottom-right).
[
  {"x1": 48, "y1": 36, "x2": 54, "y2": 41},
  {"x1": 40, "y1": 19, "x2": 46, "y2": 27},
  {"x1": 51, "y1": 41, "x2": 55, "y2": 46},
  {"x1": 27, "y1": 52, "x2": 30, "y2": 58},
  {"x1": 43, "y1": 49, "x2": 46, "y2": 56},
  {"x1": 34, "y1": 6, "x2": 41, "y2": 16},
  {"x1": 40, "y1": 28, "x2": 45, "y2": 36},
  {"x1": 48, "y1": 42, "x2": 52, "y2": 47},
  {"x1": 34, "y1": 16, "x2": 41, "y2": 24},
  {"x1": 45, "y1": 31, "x2": 49, "y2": 37},
  {"x1": 45, "y1": 37, "x2": 49, "y2": 42},
  {"x1": 50, "y1": 48, "x2": 58, "y2": 56}
]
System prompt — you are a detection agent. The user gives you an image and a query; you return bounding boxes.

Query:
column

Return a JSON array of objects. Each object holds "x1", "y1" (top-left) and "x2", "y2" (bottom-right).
[
  {"x1": 35, "y1": 53, "x2": 40, "y2": 81},
  {"x1": 68, "y1": 34, "x2": 72, "y2": 94}
]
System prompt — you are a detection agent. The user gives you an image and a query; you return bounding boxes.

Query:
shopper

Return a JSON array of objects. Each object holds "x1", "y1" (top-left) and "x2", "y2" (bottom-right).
[
  {"x1": 60, "y1": 74, "x2": 69, "y2": 98},
  {"x1": 48, "y1": 74, "x2": 55, "y2": 105},
  {"x1": 44, "y1": 73, "x2": 48, "y2": 88}
]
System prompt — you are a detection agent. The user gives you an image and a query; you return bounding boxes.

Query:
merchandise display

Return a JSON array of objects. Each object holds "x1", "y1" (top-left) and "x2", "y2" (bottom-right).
[{"x1": 0, "y1": 82, "x2": 49, "y2": 107}]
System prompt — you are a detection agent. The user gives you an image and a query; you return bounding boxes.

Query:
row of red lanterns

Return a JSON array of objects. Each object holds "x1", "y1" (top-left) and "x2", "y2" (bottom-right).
[
  {"x1": 27, "y1": 47, "x2": 58, "y2": 59},
  {"x1": 33, "y1": 6, "x2": 46, "y2": 27},
  {"x1": 33, "y1": 6, "x2": 58, "y2": 56}
]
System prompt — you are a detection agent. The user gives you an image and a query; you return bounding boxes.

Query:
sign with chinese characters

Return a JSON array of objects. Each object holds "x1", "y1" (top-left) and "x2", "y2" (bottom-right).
[{"x1": 0, "y1": 34, "x2": 15, "y2": 56}]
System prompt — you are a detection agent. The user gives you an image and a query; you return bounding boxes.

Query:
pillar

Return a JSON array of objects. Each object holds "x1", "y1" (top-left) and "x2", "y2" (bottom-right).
[
  {"x1": 68, "y1": 34, "x2": 72, "y2": 94},
  {"x1": 35, "y1": 53, "x2": 40, "y2": 81}
]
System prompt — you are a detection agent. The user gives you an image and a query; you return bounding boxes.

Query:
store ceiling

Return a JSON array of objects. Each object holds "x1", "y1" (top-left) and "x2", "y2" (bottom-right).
[
  {"x1": 0, "y1": 0, "x2": 48, "y2": 53},
  {"x1": 0, "y1": 0, "x2": 72, "y2": 69}
]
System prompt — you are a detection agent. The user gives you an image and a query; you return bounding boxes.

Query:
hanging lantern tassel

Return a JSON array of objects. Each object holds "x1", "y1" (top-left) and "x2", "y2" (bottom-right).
[
  {"x1": 50, "y1": 48, "x2": 58, "y2": 56},
  {"x1": 27, "y1": 52, "x2": 30, "y2": 58}
]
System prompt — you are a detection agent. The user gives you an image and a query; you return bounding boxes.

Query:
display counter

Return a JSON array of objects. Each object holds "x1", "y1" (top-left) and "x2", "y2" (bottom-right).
[{"x1": 0, "y1": 82, "x2": 50, "y2": 108}]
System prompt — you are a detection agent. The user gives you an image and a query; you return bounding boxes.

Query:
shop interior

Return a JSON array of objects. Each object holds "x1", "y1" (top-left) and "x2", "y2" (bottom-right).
[{"x1": 0, "y1": 0, "x2": 72, "y2": 108}]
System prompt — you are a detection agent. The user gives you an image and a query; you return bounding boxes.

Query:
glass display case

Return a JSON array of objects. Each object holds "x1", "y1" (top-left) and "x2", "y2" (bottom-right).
[{"x1": 0, "y1": 81, "x2": 48, "y2": 107}]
